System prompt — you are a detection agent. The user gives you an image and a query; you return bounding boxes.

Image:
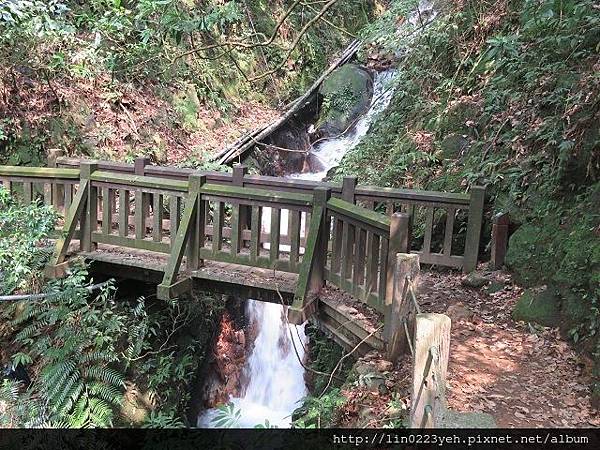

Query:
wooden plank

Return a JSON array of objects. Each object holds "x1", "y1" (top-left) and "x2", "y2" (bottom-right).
[
  {"x1": 378, "y1": 236, "x2": 388, "y2": 302},
  {"x1": 410, "y1": 313, "x2": 451, "y2": 428},
  {"x1": 250, "y1": 206, "x2": 262, "y2": 263},
  {"x1": 153, "y1": 193, "x2": 163, "y2": 242},
  {"x1": 23, "y1": 182, "x2": 33, "y2": 203},
  {"x1": 269, "y1": 207, "x2": 281, "y2": 263},
  {"x1": 119, "y1": 189, "x2": 130, "y2": 237},
  {"x1": 64, "y1": 184, "x2": 73, "y2": 212}
]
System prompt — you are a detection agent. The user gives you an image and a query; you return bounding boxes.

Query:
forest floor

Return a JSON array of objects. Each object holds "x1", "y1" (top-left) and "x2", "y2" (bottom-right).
[{"x1": 419, "y1": 267, "x2": 600, "y2": 428}]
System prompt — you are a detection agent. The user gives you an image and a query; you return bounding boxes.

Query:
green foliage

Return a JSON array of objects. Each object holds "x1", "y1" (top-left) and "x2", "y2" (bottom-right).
[
  {"x1": 293, "y1": 388, "x2": 346, "y2": 428},
  {"x1": 0, "y1": 187, "x2": 57, "y2": 295},
  {"x1": 142, "y1": 411, "x2": 185, "y2": 429},
  {"x1": 211, "y1": 402, "x2": 241, "y2": 428}
]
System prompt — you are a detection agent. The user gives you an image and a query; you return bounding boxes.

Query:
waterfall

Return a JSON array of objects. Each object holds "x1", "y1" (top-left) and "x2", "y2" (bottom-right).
[{"x1": 198, "y1": 70, "x2": 397, "y2": 428}]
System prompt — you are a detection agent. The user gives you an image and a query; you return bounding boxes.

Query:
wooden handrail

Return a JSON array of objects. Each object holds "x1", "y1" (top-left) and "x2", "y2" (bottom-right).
[
  {"x1": 0, "y1": 166, "x2": 80, "y2": 179},
  {"x1": 90, "y1": 171, "x2": 189, "y2": 192},
  {"x1": 327, "y1": 197, "x2": 391, "y2": 232},
  {"x1": 200, "y1": 183, "x2": 313, "y2": 207}
]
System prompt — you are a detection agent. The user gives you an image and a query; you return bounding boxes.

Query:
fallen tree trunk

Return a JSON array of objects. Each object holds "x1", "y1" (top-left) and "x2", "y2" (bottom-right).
[{"x1": 213, "y1": 39, "x2": 362, "y2": 165}]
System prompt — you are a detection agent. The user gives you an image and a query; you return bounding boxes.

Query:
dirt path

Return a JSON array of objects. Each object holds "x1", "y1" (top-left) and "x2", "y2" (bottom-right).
[{"x1": 418, "y1": 268, "x2": 599, "y2": 428}]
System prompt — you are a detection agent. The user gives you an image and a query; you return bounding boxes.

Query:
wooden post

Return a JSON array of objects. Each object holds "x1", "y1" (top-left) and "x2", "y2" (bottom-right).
[
  {"x1": 186, "y1": 174, "x2": 205, "y2": 271},
  {"x1": 463, "y1": 185, "x2": 486, "y2": 273},
  {"x1": 80, "y1": 162, "x2": 98, "y2": 252},
  {"x1": 288, "y1": 187, "x2": 331, "y2": 324},
  {"x1": 385, "y1": 212, "x2": 412, "y2": 305},
  {"x1": 491, "y1": 212, "x2": 509, "y2": 269},
  {"x1": 233, "y1": 164, "x2": 251, "y2": 231},
  {"x1": 410, "y1": 313, "x2": 451, "y2": 428},
  {"x1": 341, "y1": 176, "x2": 357, "y2": 203},
  {"x1": 384, "y1": 253, "x2": 420, "y2": 361}
]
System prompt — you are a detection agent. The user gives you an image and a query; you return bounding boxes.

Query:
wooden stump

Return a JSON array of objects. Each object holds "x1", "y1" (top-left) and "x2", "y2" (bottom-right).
[{"x1": 410, "y1": 313, "x2": 451, "y2": 428}]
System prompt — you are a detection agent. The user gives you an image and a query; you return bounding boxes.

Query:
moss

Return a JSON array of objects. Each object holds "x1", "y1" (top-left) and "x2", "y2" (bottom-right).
[{"x1": 513, "y1": 287, "x2": 561, "y2": 328}]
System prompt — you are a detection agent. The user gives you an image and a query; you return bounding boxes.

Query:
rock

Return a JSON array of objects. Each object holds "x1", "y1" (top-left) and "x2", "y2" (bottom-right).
[
  {"x1": 512, "y1": 286, "x2": 561, "y2": 327},
  {"x1": 446, "y1": 303, "x2": 475, "y2": 322},
  {"x1": 441, "y1": 133, "x2": 470, "y2": 158},
  {"x1": 485, "y1": 281, "x2": 505, "y2": 294},
  {"x1": 374, "y1": 360, "x2": 394, "y2": 372},
  {"x1": 461, "y1": 272, "x2": 491, "y2": 288},
  {"x1": 316, "y1": 64, "x2": 373, "y2": 138}
]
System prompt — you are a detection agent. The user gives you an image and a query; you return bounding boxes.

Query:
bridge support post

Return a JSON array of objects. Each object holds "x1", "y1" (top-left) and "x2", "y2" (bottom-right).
[
  {"x1": 385, "y1": 212, "x2": 412, "y2": 305},
  {"x1": 463, "y1": 185, "x2": 486, "y2": 273},
  {"x1": 288, "y1": 187, "x2": 331, "y2": 325},
  {"x1": 158, "y1": 174, "x2": 205, "y2": 300},
  {"x1": 384, "y1": 252, "x2": 419, "y2": 362}
]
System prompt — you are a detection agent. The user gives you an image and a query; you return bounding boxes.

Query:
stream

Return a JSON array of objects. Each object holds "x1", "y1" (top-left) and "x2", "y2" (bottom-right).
[{"x1": 197, "y1": 70, "x2": 397, "y2": 428}]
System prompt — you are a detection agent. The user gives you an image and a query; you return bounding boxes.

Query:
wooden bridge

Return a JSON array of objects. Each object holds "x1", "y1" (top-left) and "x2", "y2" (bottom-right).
[{"x1": 0, "y1": 156, "x2": 485, "y2": 360}]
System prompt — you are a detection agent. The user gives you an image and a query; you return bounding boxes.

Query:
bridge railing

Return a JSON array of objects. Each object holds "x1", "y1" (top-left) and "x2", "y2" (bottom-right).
[{"x1": 55, "y1": 156, "x2": 485, "y2": 272}]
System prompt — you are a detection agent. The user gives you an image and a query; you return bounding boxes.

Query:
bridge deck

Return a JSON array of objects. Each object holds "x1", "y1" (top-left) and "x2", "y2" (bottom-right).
[{"x1": 78, "y1": 244, "x2": 298, "y2": 305}]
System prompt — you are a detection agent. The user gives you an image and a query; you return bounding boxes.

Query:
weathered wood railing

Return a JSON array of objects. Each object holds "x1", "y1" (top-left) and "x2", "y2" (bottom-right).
[
  {"x1": 55, "y1": 157, "x2": 485, "y2": 272},
  {"x1": 0, "y1": 158, "x2": 486, "y2": 330}
]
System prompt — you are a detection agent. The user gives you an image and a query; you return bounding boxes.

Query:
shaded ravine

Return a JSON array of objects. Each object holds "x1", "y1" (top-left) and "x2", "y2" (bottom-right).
[{"x1": 197, "y1": 70, "x2": 397, "y2": 428}]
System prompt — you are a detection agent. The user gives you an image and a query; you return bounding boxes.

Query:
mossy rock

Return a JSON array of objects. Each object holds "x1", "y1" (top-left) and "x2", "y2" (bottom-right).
[
  {"x1": 505, "y1": 223, "x2": 553, "y2": 287},
  {"x1": 513, "y1": 286, "x2": 561, "y2": 327},
  {"x1": 317, "y1": 64, "x2": 373, "y2": 137},
  {"x1": 440, "y1": 133, "x2": 470, "y2": 159}
]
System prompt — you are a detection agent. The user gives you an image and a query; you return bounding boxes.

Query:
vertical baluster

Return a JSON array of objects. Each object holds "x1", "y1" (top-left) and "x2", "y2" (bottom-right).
[
  {"x1": 24, "y1": 182, "x2": 33, "y2": 203},
  {"x1": 330, "y1": 216, "x2": 343, "y2": 275},
  {"x1": 101, "y1": 188, "x2": 112, "y2": 235},
  {"x1": 44, "y1": 182, "x2": 52, "y2": 206},
  {"x1": 64, "y1": 184, "x2": 73, "y2": 212},
  {"x1": 270, "y1": 207, "x2": 281, "y2": 263},
  {"x1": 212, "y1": 201, "x2": 224, "y2": 254},
  {"x1": 423, "y1": 207, "x2": 434, "y2": 255},
  {"x1": 378, "y1": 236, "x2": 389, "y2": 303},
  {"x1": 230, "y1": 202, "x2": 241, "y2": 256},
  {"x1": 353, "y1": 226, "x2": 367, "y2": 295},
  {"x1": 169, "y1": 196, "x2": 181, "y2": 241},
  {"x1": 341, "y1": 221, "x2": 355, "y2": 281},
  {"x1": 365, "y1": 232, "x2": 380, "y2": 298},
  {"x1": 289, "y1": 209, "x2": 301, "y2": 271},
  {"x1": 119, "y1": 189, "x2": 130, "y2": 237},
  {"x1": 443, "y1": 207, "x2": 455, "y2": 257},
  {"x1": 135, "y1": 190, "x2": 146, "y2": 240},
  {"x1": 250, "y1": 205, "x2": 262, "y2": 263},
  {"x1": 153, "y1": 193, "x2": 163, "y2": 242}
]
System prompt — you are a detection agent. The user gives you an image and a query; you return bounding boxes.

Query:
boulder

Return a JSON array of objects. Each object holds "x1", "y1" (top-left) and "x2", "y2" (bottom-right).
[
  {"x1": 512, "y1": 286, "x2": 561, "y2": 327},
  {"x1": 461, "y1": 272, "x2": 491, "y2": 288},
  {"x1": 316, "y1": 64, "x2": 373, "y2": 138}
]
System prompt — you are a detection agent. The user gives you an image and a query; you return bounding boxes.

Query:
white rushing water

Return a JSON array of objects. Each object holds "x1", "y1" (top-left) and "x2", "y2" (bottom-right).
[{"x1": 198, "y1": 69, "x2": 397, "y2": 429}]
